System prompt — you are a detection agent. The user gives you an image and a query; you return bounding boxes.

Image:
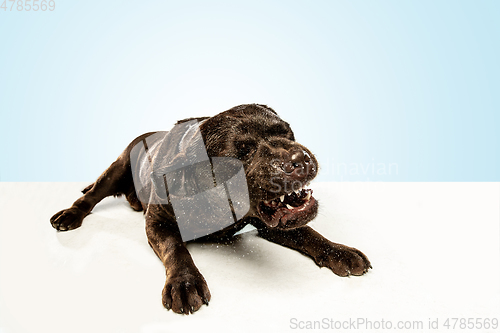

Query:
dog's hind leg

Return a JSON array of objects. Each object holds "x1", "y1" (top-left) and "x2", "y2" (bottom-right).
[
  {"x1": 125, "y1": 190, "x2": 143, "y2": 211},
  {"x1": 50, "y1": 158, "x2": 132, "y2": 231},
  {"x1": 80, "y1": 178, "x2": 142, "y2": 212},
  {"x1": 50, "y1": 133, "x2": 151, "y2": 231}
]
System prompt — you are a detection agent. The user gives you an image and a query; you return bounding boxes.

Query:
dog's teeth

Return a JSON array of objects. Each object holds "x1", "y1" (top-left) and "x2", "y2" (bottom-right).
[
  {"x1": 305, "y1": 192, "x2": 311, "y2": 201},
  {"x1": 280, "y1": 195, "x2": 285, "y2": 202},
  {"x1": 286, "y1": 204, "x2": 294, "y2": 209},
  {"x1": 264, "y1": 200, "x2": 270, "y2": 204}
]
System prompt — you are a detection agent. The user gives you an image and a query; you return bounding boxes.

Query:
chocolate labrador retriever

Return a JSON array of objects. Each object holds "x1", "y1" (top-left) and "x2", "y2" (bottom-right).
[{"x1": 50, "y1": 104, "x2": 371, "y2": 314}]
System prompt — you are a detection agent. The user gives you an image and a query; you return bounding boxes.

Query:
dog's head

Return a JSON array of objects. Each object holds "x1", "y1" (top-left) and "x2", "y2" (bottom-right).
[{"x1": 200, "y1": 104, "x2": 319, "y2": 229}]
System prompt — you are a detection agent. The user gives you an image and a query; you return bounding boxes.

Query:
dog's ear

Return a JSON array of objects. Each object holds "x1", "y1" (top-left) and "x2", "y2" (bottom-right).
[
  {"x1": 255, "y1": 104, "x2": 278, "y2": 115},
  {"x1": 230, "y1": 104, "x2": 278, "y2": 116},
  {"x1": 176, "y1": 117, "x2": 210, "y2": 125}
]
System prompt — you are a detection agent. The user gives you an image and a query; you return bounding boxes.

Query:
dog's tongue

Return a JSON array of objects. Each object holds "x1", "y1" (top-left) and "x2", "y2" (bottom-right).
[
  {"x1": 266, "y1": 216, "x2": 280, "y2": 228},
  {"x1": 262, "y1": 208, "x2": 292, "y2": 228}
]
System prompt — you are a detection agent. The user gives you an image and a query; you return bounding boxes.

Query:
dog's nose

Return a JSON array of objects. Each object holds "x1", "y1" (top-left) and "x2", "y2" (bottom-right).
[{"x1": 282, "y1": 149, "x2": 312, "y2": 180}]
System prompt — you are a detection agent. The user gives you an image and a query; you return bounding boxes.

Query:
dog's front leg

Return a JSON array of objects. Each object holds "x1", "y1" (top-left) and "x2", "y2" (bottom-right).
[
  {"x1": 145, "y1": 211, "x2": 211, "y2": 314},
  {"x1": 258, "y1": 226, "x2": 371, "y2": 277}
]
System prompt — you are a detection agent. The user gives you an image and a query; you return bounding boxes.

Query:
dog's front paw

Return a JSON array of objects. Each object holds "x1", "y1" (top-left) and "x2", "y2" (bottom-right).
[
  {"x1": 50, "y1": 207, "x2": 86, "y2": 231},
  {"x1": 315, "y1": 243, "x2": 372, "y2": 277},
  {"x1": 162, "y1": 273, "x2": 211, "y2": 315}
]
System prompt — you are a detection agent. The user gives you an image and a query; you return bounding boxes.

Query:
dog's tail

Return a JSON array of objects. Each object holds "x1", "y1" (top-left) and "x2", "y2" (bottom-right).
[{"x1": 82, "y1": 183, "x2": 94, "y2": 194}]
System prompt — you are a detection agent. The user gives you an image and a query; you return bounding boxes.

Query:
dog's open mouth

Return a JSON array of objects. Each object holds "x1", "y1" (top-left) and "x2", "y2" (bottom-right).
[{"x1": 257, "y1": 187, "x2": 317, "y2": 228}]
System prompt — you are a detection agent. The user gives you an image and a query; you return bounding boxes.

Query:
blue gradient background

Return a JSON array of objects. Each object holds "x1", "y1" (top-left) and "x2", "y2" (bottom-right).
[{"x1": 1, "y1": 0, "x2": 498, "y2": 182}]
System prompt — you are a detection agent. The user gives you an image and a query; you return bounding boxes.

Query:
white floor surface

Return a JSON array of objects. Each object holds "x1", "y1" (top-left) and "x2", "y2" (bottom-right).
[{"x1": 0, "y1": 182, "x2": 499, "y2": 333}]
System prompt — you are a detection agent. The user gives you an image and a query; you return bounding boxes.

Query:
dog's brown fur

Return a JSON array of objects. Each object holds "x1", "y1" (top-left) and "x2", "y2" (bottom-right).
[{"x1": 50, "y1": 104, "x2": 371, "y2": 315}]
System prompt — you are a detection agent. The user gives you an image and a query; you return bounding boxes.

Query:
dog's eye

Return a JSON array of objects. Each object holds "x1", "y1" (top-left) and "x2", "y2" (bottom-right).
[
  {"x1": 235, "y1": 141, "x2": 256, "y2": 158},
  {"x1": 268, "y1": 124, "x2": 291, "y2": 137}
]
